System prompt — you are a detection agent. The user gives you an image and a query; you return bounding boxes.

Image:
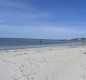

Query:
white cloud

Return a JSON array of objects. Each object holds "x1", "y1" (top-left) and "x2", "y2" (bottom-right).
[
  {"x1": 0, "y1": 0, "x2": 86, "y2": 39},
  {"x1": 0, "y1": 25, "x2": 86, "y2": 39},
  {"x1": 0, "y1": 0, "x2": 49, "y2": 25},
  {"x1": 0, "y1": 0, "x2": 28, "y2": 10}
]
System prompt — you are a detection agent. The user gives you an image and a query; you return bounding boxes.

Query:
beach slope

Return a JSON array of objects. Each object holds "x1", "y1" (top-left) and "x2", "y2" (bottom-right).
[{"x1": 0, "y1": 46, "x2": 86, "y2": 80}]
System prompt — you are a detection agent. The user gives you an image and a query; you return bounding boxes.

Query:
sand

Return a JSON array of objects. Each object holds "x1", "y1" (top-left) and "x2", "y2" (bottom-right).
[{"x1": 0, "y1": 45, "x2": 86, "y2": 80}]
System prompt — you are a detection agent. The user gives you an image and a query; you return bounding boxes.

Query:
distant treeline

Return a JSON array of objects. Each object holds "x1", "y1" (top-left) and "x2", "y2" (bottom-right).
[
  {"x1": 70, "y1": 38, "x2": 86, "y2": 44},
  {"x1": 70, "y1": 38, "x2": 86, "y2": 41}
]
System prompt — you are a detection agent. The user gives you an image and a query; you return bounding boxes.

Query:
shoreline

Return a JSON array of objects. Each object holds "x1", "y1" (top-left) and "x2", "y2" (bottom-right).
[{"x1": 0, "y1": 43, "x2": 85, "y2": 51}]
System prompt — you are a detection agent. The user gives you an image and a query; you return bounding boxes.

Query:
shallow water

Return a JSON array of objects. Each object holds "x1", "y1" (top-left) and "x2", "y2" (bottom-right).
[{"x1": 0, "y1": 38, "x2": 85, "y2": 50}]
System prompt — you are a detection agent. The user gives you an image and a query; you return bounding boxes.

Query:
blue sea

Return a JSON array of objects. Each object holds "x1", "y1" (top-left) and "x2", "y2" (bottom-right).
[{"x1": 0, "y1": 38, "x2": 84, "y2": 50}]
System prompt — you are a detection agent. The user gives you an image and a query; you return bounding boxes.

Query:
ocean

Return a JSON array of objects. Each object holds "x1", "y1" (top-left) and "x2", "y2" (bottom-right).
[{"x1": 0, "y1": 38, "x2": 84, "y2": 50}]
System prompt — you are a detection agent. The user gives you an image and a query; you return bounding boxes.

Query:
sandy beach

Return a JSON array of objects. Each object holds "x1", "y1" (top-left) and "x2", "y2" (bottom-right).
[{"x1": 0, "y1": 45, "x2": 86, "y2": 80}]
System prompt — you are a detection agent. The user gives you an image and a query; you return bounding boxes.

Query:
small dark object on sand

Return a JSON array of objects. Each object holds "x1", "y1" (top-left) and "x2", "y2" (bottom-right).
[{"x1": 84, "y1": 52, "x2": 86, "y2": 54}]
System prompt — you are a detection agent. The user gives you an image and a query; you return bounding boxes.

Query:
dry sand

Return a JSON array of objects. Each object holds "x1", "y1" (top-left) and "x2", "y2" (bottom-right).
[{"x1": 0, "y1": 45, "x2": 86, "y2": 80}]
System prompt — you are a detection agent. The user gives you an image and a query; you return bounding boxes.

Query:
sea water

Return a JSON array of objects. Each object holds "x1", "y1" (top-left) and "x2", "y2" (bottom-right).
[{"x1": 0, "y1": 38, "x2": 84, "y2": 50}]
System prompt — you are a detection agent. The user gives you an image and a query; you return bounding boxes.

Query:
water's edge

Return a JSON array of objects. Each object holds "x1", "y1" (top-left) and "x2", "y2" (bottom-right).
[{"x1": 0, "y1": 38, "x2": 85, "y2": 50}]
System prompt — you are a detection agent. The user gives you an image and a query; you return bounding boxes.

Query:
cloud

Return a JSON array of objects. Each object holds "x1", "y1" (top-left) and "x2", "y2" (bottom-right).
[
  {"x1": 0, "y1": 0, "x2": 83, "y2": 26},
  {"x1": 0, "y1": 0, "x2": 86, "y2": 39},
  {"x1": 0, "y1": 0, "x2": 49, "y2": 26},
  {"x1": 0, "y1": 0, "x2": 28, "y2": 10},
  {"x1": 0, "y1": 25, "x2": 86, "y2": 39}
]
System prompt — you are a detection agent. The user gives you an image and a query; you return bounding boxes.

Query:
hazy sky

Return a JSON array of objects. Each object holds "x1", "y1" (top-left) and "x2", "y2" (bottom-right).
[{"x1": 0, "y1": 0, "x2": 86, "y2": 39}]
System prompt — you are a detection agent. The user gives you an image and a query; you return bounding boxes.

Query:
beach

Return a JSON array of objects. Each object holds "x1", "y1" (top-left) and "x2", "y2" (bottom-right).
[{"x1": 0, "y1": 45, "x2": 86, "y2": 80}]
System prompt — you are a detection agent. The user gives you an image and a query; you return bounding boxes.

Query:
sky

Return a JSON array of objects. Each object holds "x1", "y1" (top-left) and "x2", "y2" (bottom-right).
[{"x1": 0, "y1": 0, "x2": 86, "y2": 39}]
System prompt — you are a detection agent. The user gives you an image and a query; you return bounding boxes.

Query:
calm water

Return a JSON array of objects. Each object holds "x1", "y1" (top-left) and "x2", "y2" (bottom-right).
[{"x1": 0, "y1": 38, "x2": 84, "y2": 50}]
